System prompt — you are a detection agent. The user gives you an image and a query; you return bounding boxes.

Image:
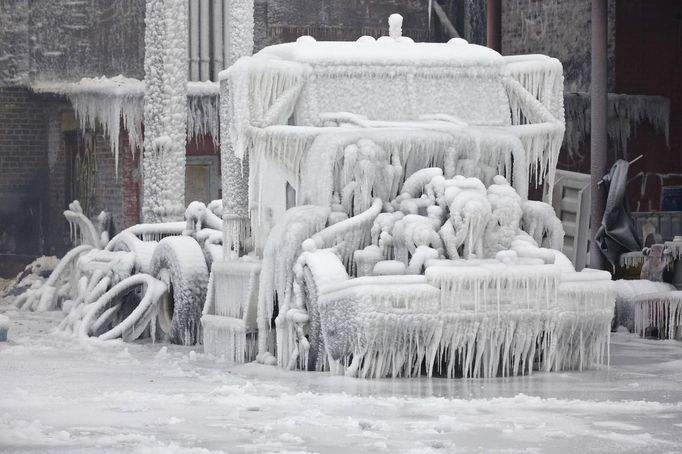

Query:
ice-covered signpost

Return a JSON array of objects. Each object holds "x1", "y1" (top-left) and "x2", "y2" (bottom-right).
[{"x1": 141, "y1": 0, "x2": 189, "y2": 223}]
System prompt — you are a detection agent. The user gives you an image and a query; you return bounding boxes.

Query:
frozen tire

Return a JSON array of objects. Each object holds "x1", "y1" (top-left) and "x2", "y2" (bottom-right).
[
  {"x1": 150, "y1": 236, "x2": 209, "y2": 345},
  {"x1": 301, "y1": 266, "x2": 325, "y2": 371}
]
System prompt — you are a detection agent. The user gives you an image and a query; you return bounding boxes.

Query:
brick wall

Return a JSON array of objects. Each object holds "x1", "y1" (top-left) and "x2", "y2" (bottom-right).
[
  {"x1": 255, "y1": 0, "x2": 435, "y2": 50},
  {"x1": 120, "y1": 133, "x2": 141, "y2": 229},
  {"x1": 501, "y1": 0, "x2": 616, "y2": 92},
  {"x1": 0, "y1": 86, "x2": 48, "y2": 255}
]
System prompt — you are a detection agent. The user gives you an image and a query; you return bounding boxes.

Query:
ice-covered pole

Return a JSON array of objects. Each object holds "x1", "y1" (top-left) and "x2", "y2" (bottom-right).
[
  {"x1": 220, "y1": 0, "x2": 255, "y2": 259},
  {"x1": 590, "y1": 0, "x2": 608, "y2": 269},
  {"x1": 487, "y1": 0, "x2": 501, "y2": 52},
  {"x1": 142, "y1": 0, "x2": 189, "y2": 223}
]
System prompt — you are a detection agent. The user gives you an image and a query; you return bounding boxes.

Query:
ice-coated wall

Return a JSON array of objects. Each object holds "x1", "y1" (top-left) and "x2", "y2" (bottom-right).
[{"x1": 0, "y1": 0, "x2": 145, "y2": 86}]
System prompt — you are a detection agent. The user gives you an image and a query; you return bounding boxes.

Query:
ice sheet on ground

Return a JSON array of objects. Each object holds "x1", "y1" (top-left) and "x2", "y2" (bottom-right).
[{"x1": 1, "y1": 299, "x2": 681, "y2": 453}]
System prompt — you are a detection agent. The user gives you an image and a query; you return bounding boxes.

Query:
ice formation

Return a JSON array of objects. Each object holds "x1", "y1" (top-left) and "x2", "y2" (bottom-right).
[
  {"x1": 634, "y1": 291, "x2": 682, "y2": 340},
  {"x1": 204, "y1": 25, "x2": 619, "y2": 378},
  {"x1": 33, "y1": 75, "x2": 145, "y2": 173},
  {"x1": 142, "y1": 0, "x2": 188, "y2": 223},
  {"x1": 18, "y1": 198, "x2": 225, "y2": 348},
  {"x1": 613, "y1": 279, "x2": 675, "y2": 332},
  {"x1": 187, "y1": 81, "x2": 220, "y2": 146},
  {"x1": 564, "y1": 93, "x2": 670, "y2": 160},
  {"x1": 245, "y1": 169, "x2": 608, "y2": 377}
]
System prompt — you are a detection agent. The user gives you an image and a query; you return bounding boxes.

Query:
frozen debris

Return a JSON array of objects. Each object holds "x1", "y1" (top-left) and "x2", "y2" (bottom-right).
[
  {"x1": 15, "y1": 245, "x2": 94, "y2": 312},
  {"x1": 0, "y1": 314, "x2": 9, "y2": 341},
  {"x1": 613, "y1": 279, "x2": 675, "y2": 332},
  {"x1": 0, "y1": 256, "x2": 59, "y2": 303}
]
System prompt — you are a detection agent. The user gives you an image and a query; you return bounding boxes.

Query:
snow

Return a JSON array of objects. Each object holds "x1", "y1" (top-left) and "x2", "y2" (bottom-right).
[
  {"x1": 1, "y1": 303, "x2": 682, "y2": 453},
  {"x1": 0, "y1": 313, "x2": 9, "y2": 341}
]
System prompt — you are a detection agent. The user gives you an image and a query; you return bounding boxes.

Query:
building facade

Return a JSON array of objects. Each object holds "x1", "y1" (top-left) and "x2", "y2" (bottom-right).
[{"x1": 0, "y1": 0, "x2": 680, "y2": 265}]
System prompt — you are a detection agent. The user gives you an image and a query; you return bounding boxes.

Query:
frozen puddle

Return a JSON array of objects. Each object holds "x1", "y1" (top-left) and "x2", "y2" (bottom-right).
[{"x1": 1, "y1": 306, "x2": 681, "y2": 453}]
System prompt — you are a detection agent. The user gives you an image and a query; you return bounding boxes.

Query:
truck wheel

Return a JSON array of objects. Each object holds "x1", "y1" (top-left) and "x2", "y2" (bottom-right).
[{"x1": 150, "y1": 236, "x2": 208, "y2": 345}]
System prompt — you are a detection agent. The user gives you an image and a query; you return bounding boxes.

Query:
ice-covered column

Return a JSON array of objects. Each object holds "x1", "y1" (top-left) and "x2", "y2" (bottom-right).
[
  {"x1": 220, "y1": 0, "x2": 254, "y2": 258},
  {"x1": 142, "y1": 0, "x2": 188, "y2": 223}
]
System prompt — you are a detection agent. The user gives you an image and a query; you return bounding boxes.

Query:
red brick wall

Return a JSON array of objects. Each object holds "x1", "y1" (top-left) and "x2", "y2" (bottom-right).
[{"x1": 120, "y1": 132, "x2": 141, "y2": 228}]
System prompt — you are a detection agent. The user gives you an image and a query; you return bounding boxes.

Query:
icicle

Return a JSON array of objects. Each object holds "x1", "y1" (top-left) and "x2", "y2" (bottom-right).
[
  {"x1": 187, "y1": 81, "x2": 220, "y2": 146},
  {"x1": 64, "y1": 76, "x2": 144, "y2": 175}
]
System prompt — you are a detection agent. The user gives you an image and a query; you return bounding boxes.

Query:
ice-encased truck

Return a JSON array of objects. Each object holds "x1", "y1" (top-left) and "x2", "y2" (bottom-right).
[
  {"x1": 201, "y1": 17, "x2": 615, "y2": 378},
  {"x1": 18, "y1": 16, "x2": 614, "y2": 378}
]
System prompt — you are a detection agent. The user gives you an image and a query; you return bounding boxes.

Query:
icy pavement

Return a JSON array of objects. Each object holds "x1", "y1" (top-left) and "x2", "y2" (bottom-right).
[{"x1": 1, "y1": 304, "x2": 681, "y2": 454}]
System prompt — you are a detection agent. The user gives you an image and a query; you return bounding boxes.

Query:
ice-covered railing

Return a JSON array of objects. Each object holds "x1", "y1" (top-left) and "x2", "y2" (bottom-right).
[
  {"x1": 502, "y1": 55, "x2": 565, "y2": 201},
  {"x1": 503, "y1": 55, "x2": 565, "y2": 123}
]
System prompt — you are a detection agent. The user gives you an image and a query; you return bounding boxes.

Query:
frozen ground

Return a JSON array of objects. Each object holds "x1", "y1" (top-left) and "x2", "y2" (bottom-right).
[{"x1": 1, "y1": 301, "x2": 681, "y2": 454}]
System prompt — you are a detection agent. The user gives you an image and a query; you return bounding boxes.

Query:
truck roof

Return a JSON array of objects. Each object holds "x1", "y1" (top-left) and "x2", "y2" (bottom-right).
[{"x1": 255, "y1": 36, "x2": 504, "y2": 68}]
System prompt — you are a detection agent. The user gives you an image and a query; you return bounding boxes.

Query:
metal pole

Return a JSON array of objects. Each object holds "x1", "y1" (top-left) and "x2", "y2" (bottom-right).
[
  {"x1": 590, "y1": 0, "x2": 608, "y2": 269},
  {"x1": 487, "y1": 0, "x2": 501, "y2": 51}
]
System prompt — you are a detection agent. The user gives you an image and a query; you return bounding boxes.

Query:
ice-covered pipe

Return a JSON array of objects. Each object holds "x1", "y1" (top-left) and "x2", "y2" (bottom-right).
[
  {"x1": 200, "y1": 0, "x2": 210, "y2": 80},
  {"x1": 212, "y1": 0, "x2": 224, "y2": 80},
  {"x1": 190, "y1": 0, "x2": 200, "y2": 81}
]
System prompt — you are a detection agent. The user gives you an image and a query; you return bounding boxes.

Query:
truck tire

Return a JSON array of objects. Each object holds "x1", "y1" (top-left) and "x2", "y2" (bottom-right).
[
  {"x1": 150, "y1": 236, "x2": 209, "y2": 345},
  {"x1": 301, "y1": 266, "x2": 325, "y2": 371}
]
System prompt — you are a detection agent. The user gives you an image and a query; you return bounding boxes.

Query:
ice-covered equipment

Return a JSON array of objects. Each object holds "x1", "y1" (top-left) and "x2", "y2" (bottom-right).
[
  {"x1": 204, "y1": 18, "x2": 615, "y2": 377},
  {"x1": 19, "y1": 200, "x2": 222, "y2": 347}
]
